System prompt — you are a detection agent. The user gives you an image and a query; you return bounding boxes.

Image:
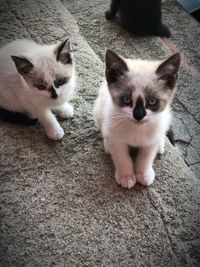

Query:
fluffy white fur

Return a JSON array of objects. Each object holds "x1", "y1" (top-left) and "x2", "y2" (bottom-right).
[
  {"x1": 95, "y1": 51, "x2": 180, "y2": 188},
  {"x1": 0, "y1": 39, "x2": 76, "y2": 140}
]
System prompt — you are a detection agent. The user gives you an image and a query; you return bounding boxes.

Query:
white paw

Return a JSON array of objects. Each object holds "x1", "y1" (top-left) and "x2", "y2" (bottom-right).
[
  {"x1": 46, "y1": 126, "x2": 64, "y2": 141},
  {"x1": 158, "y1": 145, "x2": 165, "y2": 155},
  {"x1": 158, "y1": 139, "x2": 165, "y2": 154},
  {"x1": 104, "y1": 139, "x2": 110, "y2": 154},
  {"x1": 115, "y1": 172, "x2": 136, "y2": 189},
  {"x1": 136, "y1": 168, "x2": 155, "y2": 186},
  {"x1": 57, "y1": 104, "x2": 74, "y2": 119}
]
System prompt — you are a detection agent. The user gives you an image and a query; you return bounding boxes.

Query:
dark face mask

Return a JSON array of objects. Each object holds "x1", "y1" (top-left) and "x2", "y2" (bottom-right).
[{"x1": 50, "y1": 87, "x2": 58, "y2": 99}]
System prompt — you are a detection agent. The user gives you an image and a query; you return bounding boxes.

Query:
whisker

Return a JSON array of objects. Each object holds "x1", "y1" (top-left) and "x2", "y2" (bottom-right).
[{"x1": 110, "y1": 121, "x2": 125, "y2": 131}]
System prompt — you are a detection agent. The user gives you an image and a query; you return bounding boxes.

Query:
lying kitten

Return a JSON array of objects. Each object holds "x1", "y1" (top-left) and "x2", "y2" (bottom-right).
[
  {"x1": 95, "y1": 50, "x2": 180, "y2": 188},
  {"x1": 105, "y1": 0, "x2": 171, "y2": 37},
  {"x1": 0, "y1": 38, "x2": 76, "y2": 140}
]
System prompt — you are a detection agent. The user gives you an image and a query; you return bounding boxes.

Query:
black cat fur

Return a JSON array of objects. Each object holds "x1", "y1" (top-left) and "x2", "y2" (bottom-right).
[
  {"x1": 0, "y1": 107, "x2": 37, "y2": 126},
  {"x1": 105, "y1": 0, "x2": 171, "y2": 37}
]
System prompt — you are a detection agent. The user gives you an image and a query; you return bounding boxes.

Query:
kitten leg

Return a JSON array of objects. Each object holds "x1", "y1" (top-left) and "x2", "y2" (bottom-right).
[
  {"x1": 135, "y1": 144, "x2": 158, "y2": 186},
  {"x1": 104, "y1": 138, "x2": 110, "y2": 154},
  {"x1": 54, "y1": 103, "x2": 74, "y2": 119},
  {"x1": 105, "y1": 0, "x2": 119, "y2": 20},
  {"x1": 108, "y1": 141, "x2": 136, "y2": 189},
  {"x1": 158, "y1": 135, "x2": 165, "y2": 155},
  {"x1": 36, "y1": 109, "x2": 64, "y2": 140},
  {"x1": 154, "y1": 24, "x2": 171, "y2": 38}
]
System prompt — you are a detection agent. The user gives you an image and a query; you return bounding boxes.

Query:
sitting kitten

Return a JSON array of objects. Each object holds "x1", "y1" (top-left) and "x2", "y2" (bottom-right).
[
  {"x1": 95, "y1": 50, "x2": 180, "y2": 188},
  {"x1": 105, "y1": 0, "x2": 171, "y2": 37},
  {"x1": 0, "y1": 38, "x2": 76, "y2": 140}
]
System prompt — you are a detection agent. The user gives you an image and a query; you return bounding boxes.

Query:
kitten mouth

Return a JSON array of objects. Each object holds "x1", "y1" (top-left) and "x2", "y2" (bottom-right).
[
  {"x1": 50, "y1": 95, "x2": 61, "y2": 100},
  {"x1": 127, "y1": 117, "x2": 147, "y2": 124},
  {"x1": 133, "y1": 118, "x2": 148, "y2": 125}
]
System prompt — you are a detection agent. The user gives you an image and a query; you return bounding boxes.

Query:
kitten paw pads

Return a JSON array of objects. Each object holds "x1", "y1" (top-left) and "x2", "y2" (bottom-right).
[
  {"x1": 115, "y1": 173, "x2": 136, "y2": 189},
  {"x1": 136, "y1": 170, "x2": 155, "y2": 186},
  {"x1": 47, "y1": 127, "x2": 64, "y2": 141},
  {"x1": 57, "y1": 105, "x2": 74, "y2": 119}
]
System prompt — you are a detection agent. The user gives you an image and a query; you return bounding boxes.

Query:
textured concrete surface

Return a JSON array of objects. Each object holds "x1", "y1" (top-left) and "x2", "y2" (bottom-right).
[
  {"x1": 64, "y1": 0, "x2": 200, "y2": 178},
  {"x1": 0, "y1": 0, "x2": 200, "y2": 266}
]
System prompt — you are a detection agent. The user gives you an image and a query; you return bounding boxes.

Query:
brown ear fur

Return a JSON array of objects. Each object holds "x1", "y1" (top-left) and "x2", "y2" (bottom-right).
[
  {"x1": 156, "y1": 53, "x2": 181, "y2": 89},
  {"x1": 105, "y1": 49, "x2": 128, "y2": 83}
]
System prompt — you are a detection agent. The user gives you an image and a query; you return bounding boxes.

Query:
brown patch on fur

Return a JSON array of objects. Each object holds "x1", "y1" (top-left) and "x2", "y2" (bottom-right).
[
  {"x1": 156, "y1": 53, "x2": 181, "y2": 89},
  {"x1": 23, "y1": 70, "x2": 45, "y2": 88},
  {"x1": 11, "y1": 56, "x2": 34, "y2": 75},
  {"x1": 108, "y1": 74, "x2": 135, "y2": 107},
  {"x1": 55, "y1": 38, "x2": 72, "y2": 65},
  {"x1": 105, "y1": 49, "x2": 128, "y2": 83},
  {"x1": 145, "y1": 85, "x2": 175, "y2": 113}
]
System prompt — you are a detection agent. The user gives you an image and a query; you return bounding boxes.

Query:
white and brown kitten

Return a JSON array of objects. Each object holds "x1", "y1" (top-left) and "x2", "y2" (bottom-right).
[
  {"x1": 0, "y1": 38, "x2": 76, "y2": 140},
  {"x1": 95, "y1": 50, "x2": 181, "y2": 188}
]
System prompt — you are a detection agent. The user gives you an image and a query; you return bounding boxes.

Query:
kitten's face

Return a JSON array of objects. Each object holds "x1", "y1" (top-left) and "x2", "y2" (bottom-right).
[
  {"x1": 11, "y1": 38, "x2": 73, "y2": 100},
  {"x1": 105, "y1": 49, "x2": 181, "y2": 124}
]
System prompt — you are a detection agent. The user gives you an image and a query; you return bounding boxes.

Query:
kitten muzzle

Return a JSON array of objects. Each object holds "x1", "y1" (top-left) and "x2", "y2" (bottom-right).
[
  {"x1": 133, "y1": 96, "x2": 146, "y2": 121},
  {"x1": 50, "y1": 86, "x2": 58, "y2": 99},
  {"x1": 133, "y1": 107, "x2": 146, "y2": 121}
]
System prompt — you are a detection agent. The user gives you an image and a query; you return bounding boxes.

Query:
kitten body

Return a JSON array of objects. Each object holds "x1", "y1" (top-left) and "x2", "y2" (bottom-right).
[
  {"x1": 105, "y1": 0, "x2": 171, "y2": 37},
  {"x1": 95, "y1": 50, "x2": 180, "y2": 188},
  {"x1": 0, "y1": 38, "x2": 76, "y2": 140}
]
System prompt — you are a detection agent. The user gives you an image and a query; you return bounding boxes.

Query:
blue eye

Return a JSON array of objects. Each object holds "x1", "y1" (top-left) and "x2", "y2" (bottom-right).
[
  {"x1": 148, "y1": 98, "x2": 158, "y2": 106},
  {"x1": 36, "y1": 84, "x2": 46, "y2": 90},
  {"x1": 54, "y1": 78, "x2": 67, "y2": 87},
  {"x1": 122, "y1": 94, "x2": 131, "y2": 105}
]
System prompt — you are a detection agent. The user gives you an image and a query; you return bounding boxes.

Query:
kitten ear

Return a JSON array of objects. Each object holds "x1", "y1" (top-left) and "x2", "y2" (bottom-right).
[
  {"x1": 156, "y1": 53, "x2": 181, "y2": 89},
  {"x1": 55, "y1": 38, "x2": 72, "y2": 65},
  {"x1": 11, "y1": 56, "x2": 34, "y2": 75},
  {"x1": 105, "y1": 49, "x2": 128, "y2": 83}
]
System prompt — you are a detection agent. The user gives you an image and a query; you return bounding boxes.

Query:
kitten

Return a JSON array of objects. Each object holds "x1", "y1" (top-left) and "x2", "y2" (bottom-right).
[
  {"x1": 0, "y1": 38, "x2": 76, "y2": 140},
  {"x1": 105, "y1": 0, "x2": 171, "y2": 37},
  {"x1": 95, "y1": 49, "x2": 180, "y2": 188}
]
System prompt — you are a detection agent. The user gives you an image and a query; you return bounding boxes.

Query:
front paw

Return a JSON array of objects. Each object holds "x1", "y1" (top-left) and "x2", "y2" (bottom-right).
[
  {"x1": 136, "y1": 168, "x2": 155, "y2": 186},
  {"x1": 115, "y1": 172, "x2": 136, "y2": 189},
  {"x1": 105, "y1": 10, "x2": 115, "y2": 20},
  {"x1": 57, "y1": 104, "x2": 74, "y2": 119},
  {"x1": 46, "y1": 126, "x2": 64, "y2": 141},
  {"x1": 104, "y1": 139, "x2": 110, "y2": 154},
  {"x1": 158, "y1": 145, "x2": 164, "y2": 155}
]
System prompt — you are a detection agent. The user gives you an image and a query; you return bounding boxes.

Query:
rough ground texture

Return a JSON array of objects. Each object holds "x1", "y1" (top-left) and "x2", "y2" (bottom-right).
[{"x1": 0, "y1": 0, "x2": 200, "y2": 266}]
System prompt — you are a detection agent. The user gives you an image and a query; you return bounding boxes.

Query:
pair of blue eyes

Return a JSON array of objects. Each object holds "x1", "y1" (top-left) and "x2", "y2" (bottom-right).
[
  {"x1": 121, "y1": 95, "x2": 158, "y2": 106},
  {"x1": 36, "y1": 78, "x2": 66, "y2": 90}
]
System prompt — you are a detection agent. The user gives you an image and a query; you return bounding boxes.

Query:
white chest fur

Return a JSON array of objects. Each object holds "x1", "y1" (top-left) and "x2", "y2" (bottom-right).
[{"x1": 102, "y1": 107, "x2": 171, "y2": 148}]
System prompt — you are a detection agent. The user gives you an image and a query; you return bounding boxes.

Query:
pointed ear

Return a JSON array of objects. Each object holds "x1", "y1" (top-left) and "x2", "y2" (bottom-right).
[
  {"x1": 55, "y1": 38, "x2": 72, "y2": 65},
  {"x1": 105, "y1": 49, "x2": 128, "y2": 83},
  {"x1": 11, "y1": 56, "x2": 34, "y2": 75},
  {"x1": 156, "y1": 53, "x2": 181, "y2": 89}
]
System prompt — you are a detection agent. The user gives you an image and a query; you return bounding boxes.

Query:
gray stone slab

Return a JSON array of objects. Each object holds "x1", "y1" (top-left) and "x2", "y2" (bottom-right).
[{"x1": 0, "y1": 0, "x2": 200, "y2": 266}]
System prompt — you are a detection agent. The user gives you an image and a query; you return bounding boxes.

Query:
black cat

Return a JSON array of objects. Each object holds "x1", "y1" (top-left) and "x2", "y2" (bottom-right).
[{"x1": 105, "y1": 0, "x2": 171, "y2": 37}]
